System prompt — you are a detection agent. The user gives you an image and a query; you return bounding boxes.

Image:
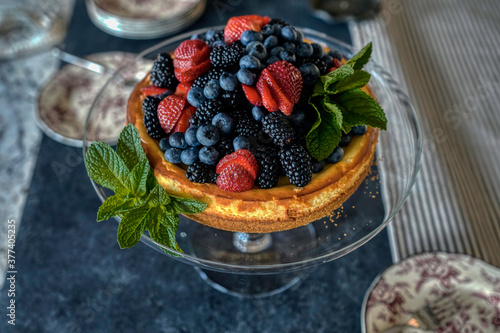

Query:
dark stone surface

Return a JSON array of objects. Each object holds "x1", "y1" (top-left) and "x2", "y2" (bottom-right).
[{"x1": 0, "y1": 1, "x2": 393, "y2": 332}]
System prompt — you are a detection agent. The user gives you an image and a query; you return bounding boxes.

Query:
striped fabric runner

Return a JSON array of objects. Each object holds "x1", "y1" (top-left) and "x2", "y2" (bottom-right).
[{"x1": 349, "y1": 0, "x2": 500, "y2": 266}]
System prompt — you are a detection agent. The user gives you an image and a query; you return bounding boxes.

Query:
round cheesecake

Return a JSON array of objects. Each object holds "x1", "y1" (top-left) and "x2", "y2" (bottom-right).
[{"x1": 127, "y1": 76, "x2": 379, "y2": 233}]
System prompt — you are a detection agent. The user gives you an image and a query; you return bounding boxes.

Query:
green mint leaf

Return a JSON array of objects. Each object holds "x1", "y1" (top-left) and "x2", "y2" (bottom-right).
[
  {"x1": 148, "y1": 184, "x2": 171, "y2": 207},
  {"x1": 85, "y1": 141, "x2": 130, "y2": 194},
  {"x1": 323, "y1": 64, "x2": 355, "y2": 92},
  {"x1": 116, "y1": 124, "x2": 147, "y2": 171},
  {"x1": 306, "y1": 97, "x2": 343, "y2": 161},
  {"x1": 127, "y1": 158, "x2": 150, "y2": 196},
  {"x1": 146, "y1": 168, "x2": 157, "y2": 192},
  {"x1": 170, "y1": 195, "x2": 207, "y2": 215},
  {"x1": 117, "y1": 203, "x2": 151, "y2": 249},
  {"x1": 97, "y1": 194, "x2": 142, "y2": 221},
  {"x1": 336, "y1": 89, "x2": 388, "y2": 133},
  {"x1": 329, "y1": 69, "x2": 371, "y2": 95},
  {"x1": 149, "y1": 207, "x2": 182, "y2": 255},
  {"x1": 345, "y1": 42, "x2": 372, "y2": 70}
]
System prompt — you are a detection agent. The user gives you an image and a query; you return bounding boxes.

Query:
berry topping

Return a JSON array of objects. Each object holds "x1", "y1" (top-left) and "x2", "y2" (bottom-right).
[
  {"x1": 191, "y1": 68, "x2": 226, "y2": 89},
  {"x1": 150, "y1": 53, "x2": 178, "y2": 90},
  {"x1": 199, "y1": 146, "x2": 220, "y2": 165},
  {"x1": 189, "y1": 99, "x2": 224, "y2": 127},
  {"x1": 216, "y1": 163, "x2": 255, "y2": 193},
  {"x1": 327, "y1": 146, "x2": 344, "y2": 164},
  {"x1": 186, "y1": 86, "x2": 207, "y2": 107},
  {"x1": 209, "y1": 43, "x2": 245, "y2": 69},
  {"x1": 196, "y1": 124, "x2": 221, "y2": 147},
  {"x1": 140, "y1": 85, "x2": 169, "y2": 97},
  {"x1": 186, "y1": 161, "x2": 217, "y2": 183},
  {"x1": 261, "y1": 111, "x2": 295, "y2": 147},
  {"x1": 279, "y1": 144, "x2": 312, "y2": 187},
  {"x1": 224, "y1": 15, "x2": 270, "y2": 45},
  {"x1": 157, "y1": 95, "x2": 187, "y2": 134},
  {"x1": 241, "y1": 84, "x2": 262, "y2": 106},
  {"x1": 174, "y1": 81, "x2": 192, "y2": 97},
  {"x1": 216, "y1": 149, "x2": 259, "y2": 180},
  {"x1": 174, "y1": 59, "x2": 211, "y2": 83},
  {"x1": 142, "y1": 96, "x2": 165, "y2": 139},
  {"x1": 254, "y1": 146, "x2": 280, "y2": 189},
  {"x1": 172, "y1": 105, "x2": 196, "y2": 133},
  {"x1": 173, "y1": 40, "x2": 211, "y2": 82}
]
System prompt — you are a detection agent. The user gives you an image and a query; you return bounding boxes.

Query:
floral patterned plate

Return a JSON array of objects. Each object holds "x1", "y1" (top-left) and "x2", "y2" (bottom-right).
[{"x1": 362, "y1": 252, "x2": 500, "y2": 333}]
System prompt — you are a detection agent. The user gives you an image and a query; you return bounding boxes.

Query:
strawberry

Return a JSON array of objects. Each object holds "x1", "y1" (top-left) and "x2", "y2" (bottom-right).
[
  {"x1": 140, "y1": 85, "x2": 168, "y2": 96},
  {"x1": 174, "y1": 59, "x2": 211, "y2": 83},
  {"x1": 216, "y1": 164, "x2": 255, "y2": 193},
  {"x1": 216, "y1": 149, "x2": 259, "y2": 180},
  {"x1": 157, "y1": 95, "x2": 186, "y2": 134},
  {"x1": 256, "y1": 60, "x2": 302, "y2": 115},
  {"x1": 172, "y1": 106, "x2": 196, "y2": 133},
  {"x1": 224, "y1": 15, "x2": 270, "y2": 44},
  {"x1": 174, "y1": 39, "x2": 210, "y2": 63},
  {"x1": 175, "y1": 81, "x2": 192, "y2": 97},
  {"x1": 241, "y1": 84, "x2": 262, "y2": 106}
]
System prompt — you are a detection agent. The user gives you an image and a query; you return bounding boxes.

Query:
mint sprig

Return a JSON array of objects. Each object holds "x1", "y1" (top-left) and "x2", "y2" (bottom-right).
[
  {"x1": 306, "y1": 42, "x2": 388, "y2": 161},
  {"x1": 85, "y1": 124, "x2": 207, "y2": 253}
]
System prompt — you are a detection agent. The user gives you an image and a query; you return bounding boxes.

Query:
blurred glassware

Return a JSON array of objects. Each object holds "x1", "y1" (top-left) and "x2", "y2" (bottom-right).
[
  {"x1": 310, "y1": 0, "x2": 380, "y2": 22},
  {"x1": 85, "y1": 0, "x2": 206, "y2": 39},
  {"x1": 0, "y1": 0, "x2": 72, "y2": 59}
]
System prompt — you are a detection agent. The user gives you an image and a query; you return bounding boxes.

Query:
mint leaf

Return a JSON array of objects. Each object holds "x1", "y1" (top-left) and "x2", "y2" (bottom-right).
[
  {"x1": 146, "y1": 168, "x2": 157, "y2": 192},
  {"x1": 330, "y1": 70, "x2": 371, "y2": 94},
  {"x1": 117, "y1": 203, "x2": 150, "y2": 249},
  {"x1": 322, "y1": 64, "x2": 355, "y2": 93},
  {"x1": 345, "y1": 42, "x2": 372, "y2": 70},
  {"x1": 85, "y1": 142, "x2": 130, "y2": 194},
  {"x1": 116, "y1": 124, "x2": 147, "y2": 171},
  {"x1": 148, "y1": 184, "x2": 171, "y2": 207},
  {"x1": 149, "y1": 206, "x2": 182, "y2": 254},
  {"x1": 127, "y1": 158, "x2": 150, "y2": 196},
  {"x1": 170, "y1": 195, "x2": 207, "y2": 215},
  {"x1": 306, "y1": 98, "x2": 343, "y2": 161},
  {"x1": 97, "y1": 194, "x2": 141, "y2": 221},
  {"x1": 336, "y1": 89, "x2": 388, "y2": 133}
]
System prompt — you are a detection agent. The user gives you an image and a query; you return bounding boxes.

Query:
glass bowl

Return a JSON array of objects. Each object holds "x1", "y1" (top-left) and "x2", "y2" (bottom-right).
[{"x1": 83, "y1": 26, "x2": 421, "y2": 296}]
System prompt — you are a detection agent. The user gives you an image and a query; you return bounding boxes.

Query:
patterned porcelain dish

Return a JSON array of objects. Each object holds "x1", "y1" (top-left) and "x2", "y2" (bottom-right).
[
  {"x1": 37, "y1": 52, "x2": 151, "y2": 146},
  {"x1": 362, "y1": 252, "x2": 500, "y2": 333}
]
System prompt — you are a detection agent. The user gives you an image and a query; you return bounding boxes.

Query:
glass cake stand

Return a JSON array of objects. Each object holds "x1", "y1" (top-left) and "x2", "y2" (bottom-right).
[{"x1": 82, "y1": 27, "x2": 422, "y2": 297}]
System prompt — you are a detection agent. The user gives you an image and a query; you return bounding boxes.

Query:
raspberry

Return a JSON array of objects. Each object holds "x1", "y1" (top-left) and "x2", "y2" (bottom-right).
[
  {"x1": 209, "y1": 43, "x2": 245, "y2": 69},
  {"x1": 142, "y1": 96, "x2": 165, "y2": 139},
  {"x1": 186, "y1": 162, "x2": 217, "y2": 184},
  {"x1": 150, "y1": 53, "x2": 178, "y2": 90},
  {"x1": 261, "y1": 111, "x2": 295, "y2": 146},
  {"x1": 279, "y1": 144, "x2": 312, "y2": 187},
  {"x1": 189, "y1": 99, "x2": 224, "y2": 127},
  {"x1": 254, "y1": 146, "x2": 280, "y2": 189}
]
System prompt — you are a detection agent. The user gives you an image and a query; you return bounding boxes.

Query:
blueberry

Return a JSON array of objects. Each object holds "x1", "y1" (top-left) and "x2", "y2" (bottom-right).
[
  {"x1": 205, "y1": 29, "x2": 216, "y2": 40},
  {"x1": 169, "y1": 132, "x2": 188, "y2": 149},
  {"x1": 187, "y1": 86, "x2": 206, "y2": 107},
  {"x1": 219, "y1": 72, "x2": 238, "y2": 92},
  {"x1": 351, "y1": 125, "x2": 367, "y2": 136},
  {"x1": 279, "y1": 50, "x2": 296, "y2": 63},
  {"x1": 237, "y1": 68, "x2": 257, "y2": 85},
  {"x1": 311, "y1": 43, "x2": 325, "y2": 58},
  {"x1": 327, "y1": 146, "x2": 344, "y2": 164},
  {"x1": 196, "y1": 124, "x2": 220, "y2": 147},
  {"x1": 233, "y1": 136, "x2": 251, "y2": 151},
  {"x1": 211, "y1": 112, "x2": 235, "y2": 135},
  {"x1": 339, "y1": 134, "x2": 352, "y2": 147},
  {"x1": 261, "y1": 24, "x2": 275, "y2": 36},
  {"x1": 263, "y1": 35, "x2": 278, "y2": 49},
  {"x1": 281, "y1": 25, "x2": 297, "y2": 41},
  {"x1": 272, "y1": 24, "x2": 282, "y2": 37},
  {"x1": 287, "y1": 108, "x2": 306, "y2": 127},
  {"x1": 328, "y1": 50, "x2": 342, "y2": 60},
  {"x1": 270, "y1": 46, "x2": 285, "y2": 57},
  {"x1": 240, "y1": 30, "x2": 263, "y2": 46},
  {"x1": 296, "y1": 42, "x2": 313, "y2": 57},
  {"x1": 312, "y1": 159, "x2": 326, "y2": 173},
  {"x1": 299, "y1": 63, "x2": 320, "y2": 86},
  {"x1": 322, "y1": 54, "x2": 334, "y2": 68},
  {"x1": 185, "y1": 126, "x2": 200, "y2": 147},
  {"x1": 164, "y1": 148, "x2": 182, "y2": 164},
  {"x1": 203, "y1": 79, "x2": 221, "y2": 100},
  {"x1": 212, "y1": 40, "x2": 227, "y2": 48},
  {"x1": 266, "y1": 56, "x2": 280, "y2": 65},
  {"x1": 181, "y1": 147, "x2": 200, "y2": 165},
  {"x1": 246, "y1": 41, "x2": 268, "y2": 61},
  {"x1": 199, "y1": 146, "x2": 220, "y2": 165},
  {"x1": 159, "y1": 138, "x2": 171, "y2": 152},
  {"x1": 191, "y1": 33, "x2": 204, "y2": 40},
  {"x1": 283, "y1": 42, "x2": 296, "y2": 52},
  {"x1": 251, "y1": 106, "x2": 267, "y2": 122},
  {"x1": 295, "y1": 29, "x2": 304, "y2": 42},
  {"x1": 239, "y1": 55, "x2": 261, "y2": 70}
]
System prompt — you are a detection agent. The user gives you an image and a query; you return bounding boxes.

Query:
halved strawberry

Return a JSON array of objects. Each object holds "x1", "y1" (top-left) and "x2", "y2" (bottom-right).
[
  {"x1": 216, "y1": 164, "x2": 255, "y2": 193},
  {"x1": 140, "y1": 85, "x2": 168, "y2": 96},
  {"x1": 174, "y1": 39, "x2": 210, "y2": 63},
  {"x1": 216, "y1": 149, "x2": 259, "y2": 180},
  {"x1": 173, "y1": 106, "x2": 196, "y2": 133},
  {"x1": 242, "y1": 84, "x2": 262, "y2": 106},
  {"x1": 175, "y1": 81, "x2": 192, "y2": 97},
  {"x1": 157, "y1": 95, "x2": 186, "y2": 134},
  {"x1": 174, "y1": 59, "x2": 211, "y2": 83},
  {"x1": 257, "y1": 77, "x2": 278, "y2": 112},
  {"x1": 224, "y1": 15, "x2": 270, "y2": 44}
]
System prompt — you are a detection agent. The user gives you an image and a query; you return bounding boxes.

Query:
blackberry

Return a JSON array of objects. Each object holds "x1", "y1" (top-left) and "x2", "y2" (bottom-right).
[
  {"x1": 186, "y1": 162, "x2": 217, "y2": 184},
  {"x1": 191, "y1": 68, "x2": 226, "y2": 89},
  {"x1": 231, "y1": 108, "x2": 251, "y2": 122},
  {"x1": 217, "y1": 136, "x2": 234, "y2": 157},
  {"x1": 189, "y1": 100, "x2": 224, "y2": 127},
  {"x1": 296, "y1": 57, "x2": 328, "y2": 75},
  {"x1": 261, "y1": 112, "x2": 296, "y2": 147},
  {"x1": 150, "y1": 53, "x2": 178, "y2": 89},
  {"x1": 254, "y1": 146, "x2": 280, "y2": 189},
  {"x1": 279, "y1": 144, "x2": 312, "y2": 187},
  {"x1": 269, "y1": 18, "x2": 289, "y2": 27},
  {"x1": 221, "y1": 87, "x2": 246, "y2": 109},
  {"x1": 142, "y1": 96, "x2": 165, "y2": 139},
  {"x1": 235, "y1": 117, "x2": 260, "y2": 137},
  {"x1": 210, "y1": 43, "x2": 244, "y2": 69}
]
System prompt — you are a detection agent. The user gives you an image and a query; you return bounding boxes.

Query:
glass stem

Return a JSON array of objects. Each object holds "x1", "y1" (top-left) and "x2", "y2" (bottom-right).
[{"x1": 233, "y1": 232, "x2": 272, "y2": 253}]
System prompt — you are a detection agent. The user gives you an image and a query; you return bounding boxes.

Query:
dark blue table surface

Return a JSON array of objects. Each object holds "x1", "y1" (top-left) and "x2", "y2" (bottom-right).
[{"x1": 1, "y1": 1, "x2": 393, "y2": 332}]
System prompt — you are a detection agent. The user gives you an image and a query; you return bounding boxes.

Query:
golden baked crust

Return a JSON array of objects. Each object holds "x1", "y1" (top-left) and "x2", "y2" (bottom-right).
[{"x1": 127, "y1": 77, "x2": 379, "y2": 233}]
